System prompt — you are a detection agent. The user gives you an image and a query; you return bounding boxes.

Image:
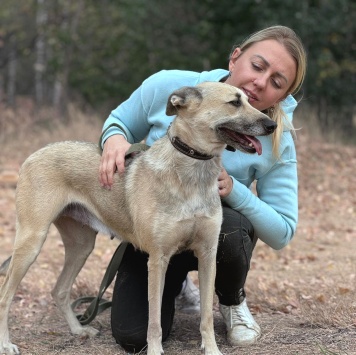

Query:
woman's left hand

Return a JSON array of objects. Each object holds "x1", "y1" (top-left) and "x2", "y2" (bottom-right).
[{"x1": 218, "y1": 168, "x2": 233, "y2": 198}]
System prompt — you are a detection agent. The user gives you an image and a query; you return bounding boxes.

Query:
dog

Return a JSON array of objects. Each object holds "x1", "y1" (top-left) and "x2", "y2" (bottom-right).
[{"x1": 0, "y1": 82, "x2": 276, "y2": 355}]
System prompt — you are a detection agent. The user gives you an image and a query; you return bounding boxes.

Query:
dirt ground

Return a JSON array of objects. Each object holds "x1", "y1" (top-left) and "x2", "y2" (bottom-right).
[{"x1": 0, "y1": 113, "x2": 355, "y2": 354}]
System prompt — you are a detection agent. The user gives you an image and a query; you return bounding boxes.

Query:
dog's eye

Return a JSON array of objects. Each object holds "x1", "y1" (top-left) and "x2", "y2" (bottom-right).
[{"x1": 229, "y1": 100, "x2": 241, "y2": 107}]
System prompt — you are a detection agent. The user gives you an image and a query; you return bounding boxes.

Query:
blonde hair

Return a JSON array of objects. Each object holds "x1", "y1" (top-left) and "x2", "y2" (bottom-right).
[{"x1": 235, "y1": 26, "x2": 307, "y2": 158}]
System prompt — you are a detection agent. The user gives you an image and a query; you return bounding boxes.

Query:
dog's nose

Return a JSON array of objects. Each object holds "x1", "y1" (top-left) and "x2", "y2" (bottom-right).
[{"x1": 263, "y1": 118, "x2": 277, "y2": 133}]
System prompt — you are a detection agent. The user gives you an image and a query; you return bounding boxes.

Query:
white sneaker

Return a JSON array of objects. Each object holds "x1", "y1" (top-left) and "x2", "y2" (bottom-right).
[
  {"x1": 175, "y1": 276, "x2": 200, "y2": 314},
  {"x1": 219, "y1": 299, "x2": 261, "y2": 346}
]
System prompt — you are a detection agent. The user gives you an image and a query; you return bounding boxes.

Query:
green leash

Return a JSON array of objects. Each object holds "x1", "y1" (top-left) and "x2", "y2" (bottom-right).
[{"x1": 71, "y1": 241, "x2": 128, "y2": 325}]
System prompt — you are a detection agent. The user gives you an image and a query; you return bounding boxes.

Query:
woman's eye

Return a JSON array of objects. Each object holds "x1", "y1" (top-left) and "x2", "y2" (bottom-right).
[
  {"x1": 252, "y1": 63, "x2": 262, "y2": 71},
  {"x1": 272, "y1": 79, "x2": 281, "y2": 89}
]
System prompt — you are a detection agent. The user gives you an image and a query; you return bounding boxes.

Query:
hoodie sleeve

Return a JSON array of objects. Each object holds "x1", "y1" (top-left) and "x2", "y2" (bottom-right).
[
  {"x1": 100, "y1": 83, "x2": 152, "y2": 148},
  {"x1": 223, "y1": 133, "x2": 298, "y2": 250}
]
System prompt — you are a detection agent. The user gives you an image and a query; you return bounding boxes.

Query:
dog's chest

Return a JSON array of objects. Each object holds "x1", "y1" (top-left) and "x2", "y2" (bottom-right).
[
  {"x1": 164, "y1": 191, "x2": 221, "y2": 229},
  {"x1": 176, "y1": 196, "x2": 217, "y2": 219},
  {"x1": 160, "y1": 200, "x2": 222, "y2": 252}
]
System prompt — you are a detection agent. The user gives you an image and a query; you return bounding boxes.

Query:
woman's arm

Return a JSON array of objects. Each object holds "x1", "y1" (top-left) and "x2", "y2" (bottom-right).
[
  {"x1": 222, "y1": 137, "x2": 298, "y2": 250},
  {"x1": 99, "y1": 81, "x2": 152, "y2": 186}
]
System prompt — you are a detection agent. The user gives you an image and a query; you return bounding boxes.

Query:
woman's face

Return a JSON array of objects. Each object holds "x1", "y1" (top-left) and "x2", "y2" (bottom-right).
[{"x1": 225, "y1": 39, "x2": 297, "y2": 111}]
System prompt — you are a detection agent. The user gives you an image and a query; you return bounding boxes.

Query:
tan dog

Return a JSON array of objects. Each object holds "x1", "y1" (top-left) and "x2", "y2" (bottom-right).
[{"x1": 0, "y1": 82, "x2": 276, "y2": 355}]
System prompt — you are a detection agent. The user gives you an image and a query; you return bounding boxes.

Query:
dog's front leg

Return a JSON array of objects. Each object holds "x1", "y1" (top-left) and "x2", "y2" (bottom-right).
[
  {"x1": 196, "y1": 240, "x2": 222, "y2": 355},
  {"x1": 146, "y1": 252, "x2": 169, "y2": 355}
]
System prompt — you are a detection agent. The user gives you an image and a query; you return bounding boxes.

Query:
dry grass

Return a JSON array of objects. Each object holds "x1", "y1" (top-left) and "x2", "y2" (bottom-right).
[{"x1": 0, "y1": 105, "x2": 355, "y2": 354}]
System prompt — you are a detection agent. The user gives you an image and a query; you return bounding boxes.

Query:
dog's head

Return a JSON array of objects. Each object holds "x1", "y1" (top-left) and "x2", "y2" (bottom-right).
[{"x1": 166, "y1": 82, "x2": 277, "y2": 156}]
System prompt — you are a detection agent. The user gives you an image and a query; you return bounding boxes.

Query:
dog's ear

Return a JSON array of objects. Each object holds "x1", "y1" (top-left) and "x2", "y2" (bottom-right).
[{"x1": 166, "y1": 86, "x2": 203, "y2": 116}]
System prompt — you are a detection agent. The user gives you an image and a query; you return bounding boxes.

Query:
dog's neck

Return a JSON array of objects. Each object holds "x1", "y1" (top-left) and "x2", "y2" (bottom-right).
[{"x1": 167, "y1": 124, "x2": 214, "y2": 160}]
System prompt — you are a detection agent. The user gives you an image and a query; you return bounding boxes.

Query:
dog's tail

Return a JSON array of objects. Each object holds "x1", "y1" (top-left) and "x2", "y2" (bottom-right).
[{"x1": 0, "y1": 256, "x2": 11, "y2": 276}]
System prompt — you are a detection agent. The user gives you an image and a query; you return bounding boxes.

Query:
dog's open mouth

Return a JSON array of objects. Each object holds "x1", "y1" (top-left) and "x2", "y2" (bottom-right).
[{"x1": 217, "y1": 127, "x2": 262, "y2": 155}]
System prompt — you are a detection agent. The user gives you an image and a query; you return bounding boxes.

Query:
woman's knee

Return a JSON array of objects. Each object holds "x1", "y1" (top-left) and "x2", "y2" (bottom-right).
[
  {"x1": 218, "y1": 207, "x2": 255, "y2": 255},
  {"x1": 221, "y1": 207, "x2": 254, "y2": 237}
]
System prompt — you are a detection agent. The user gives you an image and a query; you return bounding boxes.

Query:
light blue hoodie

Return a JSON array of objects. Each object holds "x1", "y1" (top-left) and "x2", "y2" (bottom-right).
[{"x1": 101, "y1": 69, "x2": 298, "y2": 250}]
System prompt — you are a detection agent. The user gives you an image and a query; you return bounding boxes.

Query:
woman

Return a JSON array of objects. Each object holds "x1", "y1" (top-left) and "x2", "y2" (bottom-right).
[{"x1": 99, "y1": 25, "x2": 307, "y2": 352}]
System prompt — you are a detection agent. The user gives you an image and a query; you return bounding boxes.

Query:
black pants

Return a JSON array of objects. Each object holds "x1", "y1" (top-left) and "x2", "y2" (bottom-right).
[{"x1": 111, "y1": 207, "x2": 256, "y2": 353}]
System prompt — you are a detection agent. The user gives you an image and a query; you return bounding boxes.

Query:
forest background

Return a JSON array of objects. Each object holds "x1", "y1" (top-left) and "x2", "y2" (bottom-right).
[
  {"x1": 0, "y1": 0, "x2": 355, "y2": 140},
  {"x1": 0, "y1": 1, "x2": 355, "y2": 354}
]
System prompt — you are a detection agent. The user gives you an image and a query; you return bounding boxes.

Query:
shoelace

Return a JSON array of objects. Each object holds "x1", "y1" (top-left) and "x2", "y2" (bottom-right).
[{"x1": 229, "y1": 305, "x2": 253, "y2": 327}]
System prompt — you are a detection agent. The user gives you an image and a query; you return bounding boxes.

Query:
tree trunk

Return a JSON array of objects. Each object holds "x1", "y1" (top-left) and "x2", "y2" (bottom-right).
[
  {"x1": 0, "y1": 73, "x2": 4, "y2": 105},
  {"x1": 35, "y1": 0, "x2": 47, "y2": 106},
  {"x1": 6, "y1": 37, "x2": 17, "y2": 108},
  {"x1": 53, "y1": 0, "x2": 84, "y2": 119}
]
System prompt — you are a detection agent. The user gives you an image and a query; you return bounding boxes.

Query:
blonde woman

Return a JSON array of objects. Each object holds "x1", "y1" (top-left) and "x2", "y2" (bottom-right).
[{"x1": 99, "y1": 25, "x2": 307, "y2": 352}]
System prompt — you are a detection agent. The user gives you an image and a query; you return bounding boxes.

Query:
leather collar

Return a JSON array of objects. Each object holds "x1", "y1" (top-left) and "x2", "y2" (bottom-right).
[{"x1": 167, "y1": 125, "x2": 214, "y2": 160}]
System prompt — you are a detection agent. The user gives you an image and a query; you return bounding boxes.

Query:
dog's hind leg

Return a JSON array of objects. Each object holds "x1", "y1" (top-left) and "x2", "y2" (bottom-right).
[
  {"x1": 0, "y1": 223, "x2": 50, "y2": 355},
  {"x1": 52, "y1": 216, "x2": 99, "y2": 337}
]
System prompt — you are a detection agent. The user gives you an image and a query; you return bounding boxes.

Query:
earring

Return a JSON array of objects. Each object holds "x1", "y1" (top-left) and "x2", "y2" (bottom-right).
[
  {"x1": 269, "y1": 106, "x2": 275, "y2": 114},
  {"x1": 228, "y1": 71, "x2": 232, "y2": 77}
]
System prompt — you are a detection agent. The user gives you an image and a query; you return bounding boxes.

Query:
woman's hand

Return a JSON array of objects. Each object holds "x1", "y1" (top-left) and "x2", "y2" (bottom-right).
[
  {"x1": 99, "y1": 135, "x2": 131, "y2": 189},
  {"x1": 218, "y1": 168, "x2": 233, "y2": 198}
]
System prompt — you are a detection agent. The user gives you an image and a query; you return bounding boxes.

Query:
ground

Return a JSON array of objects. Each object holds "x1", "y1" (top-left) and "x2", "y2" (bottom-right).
[{"x1": 0, "y1": 112, "x2": 355, "y2": 354}]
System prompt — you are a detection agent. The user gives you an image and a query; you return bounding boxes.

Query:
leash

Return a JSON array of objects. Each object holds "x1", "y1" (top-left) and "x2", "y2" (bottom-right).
[{"x1": 71, "y1": 241, "x2": 128, "y2": 325}]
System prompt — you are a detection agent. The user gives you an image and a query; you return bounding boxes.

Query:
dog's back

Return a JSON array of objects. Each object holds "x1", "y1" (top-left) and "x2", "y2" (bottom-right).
[{"x1": 16, "y1": 141, "x2": 135, "y2": 242}]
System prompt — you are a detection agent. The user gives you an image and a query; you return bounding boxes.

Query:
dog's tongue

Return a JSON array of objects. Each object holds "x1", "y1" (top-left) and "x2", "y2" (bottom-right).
[{"x1": 245, "y1": 135, "x2": 262, "y2": 155}]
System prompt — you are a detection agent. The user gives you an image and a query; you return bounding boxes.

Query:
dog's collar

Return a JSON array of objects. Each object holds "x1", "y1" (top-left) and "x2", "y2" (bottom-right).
[{"x1": 167, "y1": 125, "x2": 214, "y2": 160}]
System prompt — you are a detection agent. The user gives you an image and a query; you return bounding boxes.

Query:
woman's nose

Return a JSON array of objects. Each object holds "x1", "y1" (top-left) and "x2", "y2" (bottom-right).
[{"x1": 253, "y1": 75, "x2": 267, "y2": 89}]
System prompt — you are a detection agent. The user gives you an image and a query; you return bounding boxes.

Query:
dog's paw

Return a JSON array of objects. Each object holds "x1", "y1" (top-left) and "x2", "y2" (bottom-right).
[
  {"x1": 71, "y1": 325, "x2": 99, "y2": 338},
  {"x1": 147, "y1": 345, "x2": 164, "y2": 355},
  {"x1": 201, "y1": 342, "x2": 223, "y2": 355},
  {"x1": 84, "y1": 326, "x2": 100, "y2": 338},
  {"x1": 146, "y1": 340, "x2": 164, "y2": 355},
  {"x1": 0, "y1": 341, "x2": 20, "y2": 355},
  {"x1": 203, "y1": 350, "x2": 223, "y2": 355}
]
